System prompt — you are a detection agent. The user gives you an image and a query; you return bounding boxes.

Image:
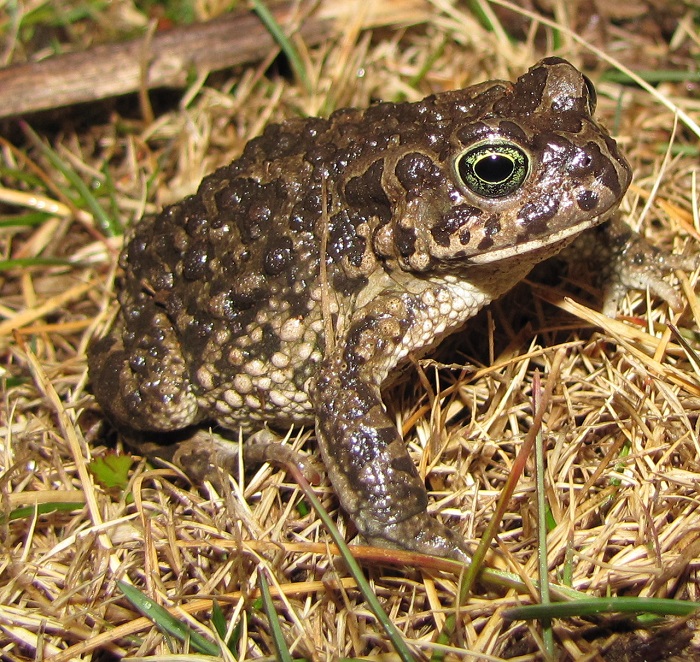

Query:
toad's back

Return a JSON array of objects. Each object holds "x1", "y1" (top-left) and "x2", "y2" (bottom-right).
[{"x1": 90, "y1": 58, "x2": 632, "y2": 561}]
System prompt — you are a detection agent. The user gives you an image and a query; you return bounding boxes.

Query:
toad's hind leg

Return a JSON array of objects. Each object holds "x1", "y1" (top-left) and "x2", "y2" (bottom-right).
[
  {"x1": 139, "y1": 428, "x2": 321, "y2": 487},
  {"x1": 311, "y1": 296, "x2": 472, "y2": 563},
  {"x1": 88, "y1": 310, "x2": 200, "y2": 432}
]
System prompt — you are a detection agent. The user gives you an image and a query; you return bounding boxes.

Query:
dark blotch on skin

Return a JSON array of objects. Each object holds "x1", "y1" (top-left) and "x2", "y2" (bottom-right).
[
  {"x1": 518, "y1": 197, "x2": 560, "y2": 236},
  {"x1": 259, "y1": 322, "x2": 282, "y2": 357},
  {"x1": 553, "y1": 113, "x2": 584, "y2": 135},
  {"x1": 576, "y1": 189, "x2": 599, "y2": 212},
  {"x1": 563, "y1": 142, "x2": 612, "y2": 192},
  {"x1": 496, "y1": 64, "x2": 548, "y2": 116},
  {"x1": 476, "y1": 214, "x2": 502, "y2": 251},
  {"x1": 485, "y1": 215, "x2": 501, "y2": 237},
  {"x1": 477, "y1": 236, "x2": 494, "y2": 250},
  {"x1": 328, "y1": 210, "x2": 368, "y2": 268},
  {"x1": 585, "y1": 141, "x2": 622, "y2": 197},
  {"x1": 391, "y1": 454, "x2": 419, "y2": 476},
  {"x1": 216, "y1": 177, "x2": 285, "y2": 243},
  {"x1": 182, "y1": 245, "x2": 209, "y2": 281},
  {"x1": 345, "y1": 160, "x2": 391, "y2": 222},
  {"x1": 567, "y1": 147, "x2": 595, "y2": 178},
  {"x1": 498, "y1": 120, "x2": 528, "y2": 143},
  {"x1": 394, "y1": 224, "x2": 418, "y2": 259},
  {"x1": 229, "y1": 273, "x2": 266, "y2": 309},
  {"x1": 304, "y1": 142, "x2": 338, "y2": 166},
  {"x1": 430, "y1": 205, "x2": 482, "y2": 248},
  {"x1": 332, "y1": 272, "x2": 368, "y2": 297},
  {"x1": 183, "y1": 206, "x2": 210, "y2": 239},
  {"x1": 264, "y1": 236, "x2": 294, "y2": 276},
  {"x1": 395, "y1": 152, "x2": 443, "y2": 191},
  {"x1": 290, "y1": 187, "x2": 322, "y2": 232},
  {"x1": 164, "y1": 290, "x2": 184, "y2": 318},
  {"x1": 455, "y1": 121, "x2": 493, "y2": 147},
  {"x1": 182, "y1": 316, "x2": 216, "y2": 368}
]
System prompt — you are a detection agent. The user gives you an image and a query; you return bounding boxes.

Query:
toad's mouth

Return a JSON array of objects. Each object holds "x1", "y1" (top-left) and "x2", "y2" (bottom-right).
[{"x1": 458, "y1": 207, "x2": 617, "y2": 267}]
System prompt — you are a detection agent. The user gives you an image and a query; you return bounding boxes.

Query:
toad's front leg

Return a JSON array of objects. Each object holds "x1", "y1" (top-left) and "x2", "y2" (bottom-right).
[{"x1": 310, "y1": 293, "x2": 472, "y2": 563}]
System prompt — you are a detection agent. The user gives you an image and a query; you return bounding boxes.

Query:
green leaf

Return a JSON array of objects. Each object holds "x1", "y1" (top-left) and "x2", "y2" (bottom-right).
[{"x1": 88, "y1": 454, "x2": 134, "y2": 490}]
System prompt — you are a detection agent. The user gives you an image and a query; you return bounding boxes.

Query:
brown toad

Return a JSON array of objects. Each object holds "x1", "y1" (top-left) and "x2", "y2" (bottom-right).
[{"x1": 90, "y1": 58, "x2": 635, "y2": 562}]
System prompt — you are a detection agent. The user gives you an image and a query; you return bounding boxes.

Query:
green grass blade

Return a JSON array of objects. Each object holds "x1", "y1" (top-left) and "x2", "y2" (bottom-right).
[
  {"x1": 22, "y1": 123, "x2": 119, "y2": 236},
  {"x1": 505, "y1": 596, "x2": 700, "y2": 621},
  {"x1": 210, "y1": 599, "x2": 227, "y2": 642},
  {"x1": 250, "y1": 0, "x2": 312, "y2": 95},
  {"x1": 602, "y1": 69, "x2": 700, "y2": 84},
  {"x1": 2, "y1": 502, "x2": 85, "y2": 523},
  {"x1": 117, "y1": 580, "x2": 220, "y2": 656},
  {"x1": 258, "y1": 572, "x2": 293, "y2": 662},
  {"x1": 0, "y1": 257, "x2": 75, "y2": 271},
  {"x1": 533, "y1": 372, "x2": 554, "y2": 657},
  {"x1": 0, "y1": 211, "x2": 53, "y2": 227},
  {"x1": 286, "y1": 466, "x2": 418, "y2": 662}
]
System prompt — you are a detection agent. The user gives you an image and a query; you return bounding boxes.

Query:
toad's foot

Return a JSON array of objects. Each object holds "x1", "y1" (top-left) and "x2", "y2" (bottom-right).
[
  {"x1": 568, "y1": 215, "x2": 699, "y2": 316},
  {"x1": 139, "y1": 428, "x2": 320, "y2": 487}
]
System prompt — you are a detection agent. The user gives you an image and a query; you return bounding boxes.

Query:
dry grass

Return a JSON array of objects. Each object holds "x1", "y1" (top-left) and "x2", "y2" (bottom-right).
[{"x1": 2, "y1": 0, "x2": 700, "y2": 659}]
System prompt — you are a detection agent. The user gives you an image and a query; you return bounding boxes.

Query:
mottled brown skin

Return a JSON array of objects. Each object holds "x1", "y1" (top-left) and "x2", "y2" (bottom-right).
[{"x1": 90, "y1": 58, "x2": 635, "y2": 562}]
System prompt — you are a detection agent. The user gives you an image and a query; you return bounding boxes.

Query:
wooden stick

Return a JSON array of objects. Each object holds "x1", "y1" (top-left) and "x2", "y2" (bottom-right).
[{"x1": 0, "y1": 3, "x2": 326, "y2": 119}]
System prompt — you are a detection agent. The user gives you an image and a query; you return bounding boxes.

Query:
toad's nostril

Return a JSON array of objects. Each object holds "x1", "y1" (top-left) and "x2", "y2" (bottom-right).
[{"x1": 567, "y1": 150, "x2": 595, "y2": 176}]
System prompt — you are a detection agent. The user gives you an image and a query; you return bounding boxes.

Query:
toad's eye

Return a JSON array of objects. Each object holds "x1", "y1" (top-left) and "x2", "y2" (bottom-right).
[
  {"x1": 454, "y1": 142, "x2": 529, "y2": 198},
  {"x1": 583, "y1": 74, "x2": 597, "y2": 114}
]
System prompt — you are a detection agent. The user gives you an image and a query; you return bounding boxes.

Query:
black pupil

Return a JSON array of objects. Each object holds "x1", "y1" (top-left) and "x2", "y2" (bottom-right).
[
  {"x1": 474, "y1": 154, "x2": 514, "y2": 184},
  {"x1": 455, "y1": 142, "x2": 528, "y2": 198}
]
